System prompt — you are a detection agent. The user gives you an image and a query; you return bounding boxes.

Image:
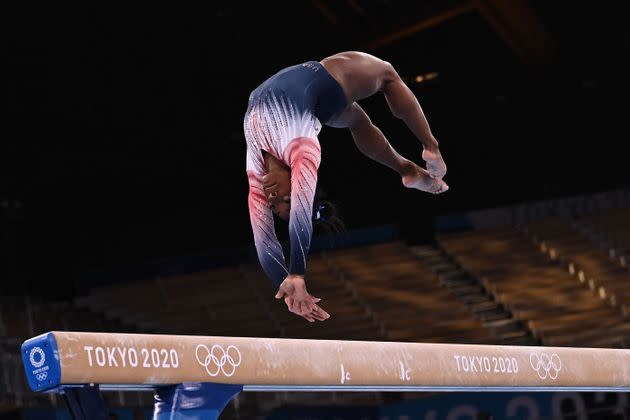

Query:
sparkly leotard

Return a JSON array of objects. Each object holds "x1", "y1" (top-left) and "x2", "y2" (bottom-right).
[{"x1": 244, "y1": 61, "x2": 346, "y2": 288}]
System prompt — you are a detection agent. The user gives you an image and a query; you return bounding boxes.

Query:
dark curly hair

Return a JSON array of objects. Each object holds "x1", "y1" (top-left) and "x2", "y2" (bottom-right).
[{"x1": 312, "y1": 187, "x2": 345, "y2": 236}]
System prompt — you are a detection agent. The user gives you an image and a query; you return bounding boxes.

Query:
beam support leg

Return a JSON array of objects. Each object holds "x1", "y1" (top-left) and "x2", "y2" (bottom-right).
[{"x1": 154, "y1": 382, "x2": 243, "y2": 420}]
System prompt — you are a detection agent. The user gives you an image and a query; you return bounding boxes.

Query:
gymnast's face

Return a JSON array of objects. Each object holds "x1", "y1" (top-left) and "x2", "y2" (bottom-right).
[{"x1": 263, "y1": 154, "x2": 291, "y2": 221}]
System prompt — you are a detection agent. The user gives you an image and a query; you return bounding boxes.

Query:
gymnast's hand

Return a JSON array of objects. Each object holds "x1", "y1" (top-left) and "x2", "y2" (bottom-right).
[{"x1": 275, "y1": 275, "x2": 331, "y2": 322}]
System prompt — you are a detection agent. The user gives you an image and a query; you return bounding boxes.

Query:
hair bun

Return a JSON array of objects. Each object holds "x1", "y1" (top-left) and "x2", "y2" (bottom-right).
[{"x1": 313, "y1": 202, "x2": 326, "y2": 221}]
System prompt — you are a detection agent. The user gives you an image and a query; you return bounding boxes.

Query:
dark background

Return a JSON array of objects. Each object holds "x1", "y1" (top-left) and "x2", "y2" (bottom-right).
[{"x1": 4, "y1": 1, "x2": 629, "y2": 297}]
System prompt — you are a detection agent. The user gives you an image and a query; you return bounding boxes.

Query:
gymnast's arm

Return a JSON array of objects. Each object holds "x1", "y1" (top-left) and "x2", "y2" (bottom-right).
[
  {"x1": 255, "y1": 140, "x2": 330, "y2": 321},
  {"x1": 285, "y1": 138, "x2": 321, "y2": 278},
  {"x1": 246, "y1": 170, "x2": 289, "y2": 289}
]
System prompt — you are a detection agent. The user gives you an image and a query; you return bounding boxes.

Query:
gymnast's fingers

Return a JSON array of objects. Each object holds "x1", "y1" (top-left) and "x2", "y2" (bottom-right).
[
  {"x1": 312, "y1": 305, "x2": 330, "y2": 320},
  {"x1": 301, "y1": 313, "x2": 316, "y2": 323},
  {"x1": 310, "y1": 309, "x2": 328, "y2": 321},
  {"x1": 299, "y1": 300, "x2": 310, "y2": 315},
  {"x1": 285, "y1": 297, "x2": 295, "y2": 312},
  {"x1": 303, "y1": 298, "x2": 315, "y2": 313}
]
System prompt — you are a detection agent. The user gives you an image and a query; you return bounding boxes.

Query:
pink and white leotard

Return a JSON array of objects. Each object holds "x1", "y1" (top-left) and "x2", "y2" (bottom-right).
[{"x1": 243, "y1": 61, "x2": 346, "y2": 288}]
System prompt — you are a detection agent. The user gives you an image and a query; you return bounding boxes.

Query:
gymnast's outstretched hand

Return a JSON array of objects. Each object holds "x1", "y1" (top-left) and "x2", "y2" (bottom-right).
[{"x1": 275, "y1": 275, "x2": 331, "y2": 322}]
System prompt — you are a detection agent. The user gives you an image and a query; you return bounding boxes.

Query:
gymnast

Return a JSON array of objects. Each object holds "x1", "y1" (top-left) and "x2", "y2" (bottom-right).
[{"x1": 244, "y1": 51, "x2": 448, "y2": 323}]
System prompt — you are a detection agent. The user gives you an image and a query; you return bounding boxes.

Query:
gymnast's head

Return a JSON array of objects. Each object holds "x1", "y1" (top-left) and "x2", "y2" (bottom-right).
[
  {"x1": 262, "y1": 151, "x2": 344, "y2": 233},
  {"x1": 262, "y1": 151, "x2": 292, "y2": 220}
]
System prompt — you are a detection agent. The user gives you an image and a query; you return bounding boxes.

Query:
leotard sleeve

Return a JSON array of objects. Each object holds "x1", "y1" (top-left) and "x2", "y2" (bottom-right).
[
  {"x1": 284, "y1": 137, "x2": 321, "y2": 277},
  {"x1": 247, "y1": 170, "x2": 289, "y2": 288}
]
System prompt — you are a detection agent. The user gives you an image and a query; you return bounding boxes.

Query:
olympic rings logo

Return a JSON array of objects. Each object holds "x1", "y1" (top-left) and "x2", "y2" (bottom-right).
[
  {"x1": 195, "y1": 344, "x2": 242, "y2": 377},
  {"x1": 530, "y1": 353, "x2": 562, "y2": 380},
  {"x1": 35, "y1": 372, "x2": 48, "y2": 382},
  {"x1": 29, "y1": 347, "x2": 46, "y2": 368}
]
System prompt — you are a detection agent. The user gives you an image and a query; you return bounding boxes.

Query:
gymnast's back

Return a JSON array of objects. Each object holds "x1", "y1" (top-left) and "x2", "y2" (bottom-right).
[{"x1": 246, "y1": 60, "x2": 347, "y2": 125}]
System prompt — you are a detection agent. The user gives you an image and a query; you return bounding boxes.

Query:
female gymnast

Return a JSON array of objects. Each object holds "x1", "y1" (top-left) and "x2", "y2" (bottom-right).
[{"x1": 244, "y1": 51, "x2": 448, "y2": 322}]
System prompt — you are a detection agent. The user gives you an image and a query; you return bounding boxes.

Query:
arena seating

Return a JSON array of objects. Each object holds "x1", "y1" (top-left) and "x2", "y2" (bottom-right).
[
  {"x1": 319, "y1": 241, "x2": 526, "y2": 344},
  {"x1": 436, "y1": 222, "x2": 629, "y2": 349},
  {"x1": 523, "y1": 216, "x2": 629, "y2": 310},
  {"x1": 578, "y1": 206, "x2": 630, "y2": 267},
  {"x1": 2, "y1": 199, "x2": 628, "y2": 417}
]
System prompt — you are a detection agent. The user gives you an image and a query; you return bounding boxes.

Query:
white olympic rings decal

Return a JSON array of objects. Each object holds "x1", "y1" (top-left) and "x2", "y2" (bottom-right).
[
  {"x1": 29, "y1": 347, "x2": 46, "y2": 368},
  {"x1": 530, "y1": 353, "x2": 562, "y2": 380},
  {"x1": 35, "y1": 372, "x2": 48, "y2": 382},
  {"x1": 195, "y1": 344, "x2": 242, "y2": 377}
]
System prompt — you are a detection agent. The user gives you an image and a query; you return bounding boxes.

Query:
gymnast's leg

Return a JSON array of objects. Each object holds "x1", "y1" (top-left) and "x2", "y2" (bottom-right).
[
  {"x1": 381, "y1": 66, "x2": 447, "y2": 179},
  {"x1": 345, "y1": 103, "x2": 448, "y2": 194}
]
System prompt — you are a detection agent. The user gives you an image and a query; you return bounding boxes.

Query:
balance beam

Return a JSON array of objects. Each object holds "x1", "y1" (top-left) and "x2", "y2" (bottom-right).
[{"x1": 22, "y1": 331, "x2": 630, "y2": 393}]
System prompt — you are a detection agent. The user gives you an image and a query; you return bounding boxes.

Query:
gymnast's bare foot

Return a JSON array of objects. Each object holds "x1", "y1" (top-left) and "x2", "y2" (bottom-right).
[
  {"x1": 422, "y1": 149, "x2": 447, "y2": 179},
  {"x1": 401, "y1": 164, "x2": 449, "y2": 194}
]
